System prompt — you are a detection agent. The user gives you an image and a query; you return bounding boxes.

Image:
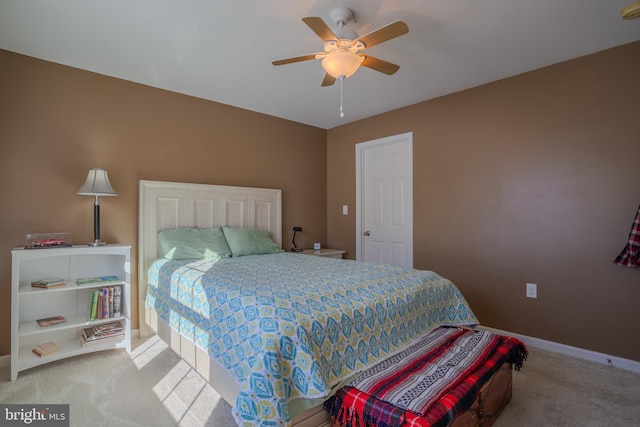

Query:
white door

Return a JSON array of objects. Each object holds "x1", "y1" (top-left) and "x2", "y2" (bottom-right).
[{"x1": 356, "y1": 132, "x2": 413, "y2": 267}]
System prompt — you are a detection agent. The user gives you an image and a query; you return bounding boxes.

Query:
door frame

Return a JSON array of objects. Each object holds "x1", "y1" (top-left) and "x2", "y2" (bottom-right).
[{"x1": 355, "y1": 132, "x2": 413, "y2": 265}]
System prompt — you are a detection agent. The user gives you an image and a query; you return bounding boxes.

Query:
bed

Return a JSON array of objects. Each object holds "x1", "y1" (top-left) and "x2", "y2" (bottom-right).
[{"x1": 138, "y1": 180, "x2": 521, "y2": 427}]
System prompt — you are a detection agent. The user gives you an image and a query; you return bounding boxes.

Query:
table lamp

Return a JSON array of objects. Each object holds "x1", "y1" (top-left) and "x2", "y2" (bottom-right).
[
  {"x1": 77, "y1": 168, "x2": 118, "y2": 246},
  {"x1": 291, "y1": 226, "x2": 303, "y2": 252}
]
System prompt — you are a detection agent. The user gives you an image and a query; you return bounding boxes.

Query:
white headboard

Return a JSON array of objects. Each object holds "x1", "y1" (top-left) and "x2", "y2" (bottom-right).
[{"x1": 138, "y1": 180, "x2": 282, "y2": 335}]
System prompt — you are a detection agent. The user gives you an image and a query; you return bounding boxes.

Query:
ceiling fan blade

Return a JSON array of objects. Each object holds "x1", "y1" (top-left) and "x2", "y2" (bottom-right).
[
  {"x1": 272, "y1": 54, "x2": 317, "y2": 66},
  {"x1": 361, "y1": 55, "x2": 400, "y2": 75},
  {"x1": 355, "y1": 20, "x2": 408, "y2": 48},
  {"x1": 302, "y1": 16, "x2": 338, "y2": 42},
  {"x1": 321, "y1": 73, "x2": 336, "y2": 87}
]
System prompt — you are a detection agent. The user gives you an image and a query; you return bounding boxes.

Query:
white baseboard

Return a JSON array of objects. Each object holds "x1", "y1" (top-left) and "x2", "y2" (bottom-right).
[
  {"x1": 478, "y1": 325, "x2": 640, "y2": 374},
  {"x1": 0, "y1": 329, "x2": 141, "y2": 370},
  {"x1": 3, "y1": 328, "x2": 639, "y2": 374}
]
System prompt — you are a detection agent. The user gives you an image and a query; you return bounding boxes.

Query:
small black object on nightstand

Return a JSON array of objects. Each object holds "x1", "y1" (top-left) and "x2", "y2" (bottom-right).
[{"x1": 291, "y1": 226, "x2": 303, "y2": 252}]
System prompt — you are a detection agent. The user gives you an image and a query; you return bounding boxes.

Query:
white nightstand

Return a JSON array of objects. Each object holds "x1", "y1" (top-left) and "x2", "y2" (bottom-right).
[{"x1": 301, "y1": 248, "x2": 345, "y2": 259}]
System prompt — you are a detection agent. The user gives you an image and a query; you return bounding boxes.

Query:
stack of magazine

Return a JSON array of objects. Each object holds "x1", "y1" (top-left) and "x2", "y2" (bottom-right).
[{"x1": 81, "y1": 321, "x2": 124, "y2": 346}]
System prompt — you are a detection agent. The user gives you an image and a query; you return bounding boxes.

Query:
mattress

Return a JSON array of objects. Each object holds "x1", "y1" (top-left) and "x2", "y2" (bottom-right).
[{"x1": 145, "y1": 252, "x2": 478, "y2": 426}]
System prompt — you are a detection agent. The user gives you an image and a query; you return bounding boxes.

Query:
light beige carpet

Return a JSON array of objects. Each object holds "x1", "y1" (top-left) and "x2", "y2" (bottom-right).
[
  {"x1": 2, "y1": 336, "x2": 639, "y2": 426},
  {"x1": 494, "y1": 345, "x2": 640, "y2": 427}
]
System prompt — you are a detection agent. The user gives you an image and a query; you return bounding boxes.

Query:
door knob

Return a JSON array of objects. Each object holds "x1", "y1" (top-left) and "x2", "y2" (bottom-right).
[{"x1": 363, "y1": 231, "x2": 371, "y2": 236}]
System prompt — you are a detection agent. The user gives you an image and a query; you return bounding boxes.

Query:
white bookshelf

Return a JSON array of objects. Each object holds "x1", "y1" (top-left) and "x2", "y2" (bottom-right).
[{"x1": 11, "y1": 244, "x2": 131, "y2": 382}]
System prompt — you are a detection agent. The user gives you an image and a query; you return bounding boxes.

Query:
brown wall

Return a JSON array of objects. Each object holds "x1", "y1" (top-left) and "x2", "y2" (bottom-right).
[
  {"x1": 0, "y1": 50, "x2": 327, "y2": 356},
  {"x1": 327, "y1": 41, "x2": 640, "y2": 362},
  {"x1": 2, "y1": 41, "x2": 639, "y2": 364}
]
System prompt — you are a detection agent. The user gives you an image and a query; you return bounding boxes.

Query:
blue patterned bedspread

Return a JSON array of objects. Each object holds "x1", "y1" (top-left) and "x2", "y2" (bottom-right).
[{"x1": 145, "y1": 252, "x2": 478, "y2": 426}]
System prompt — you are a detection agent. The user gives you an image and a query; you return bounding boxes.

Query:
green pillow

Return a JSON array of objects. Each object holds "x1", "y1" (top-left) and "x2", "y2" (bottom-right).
[
  {"x1": 158, "y1": 227, "x2": 231, "y2": 260},
  {"x1": 222, "y1": 227, "x2": 283, "y2": 257}
]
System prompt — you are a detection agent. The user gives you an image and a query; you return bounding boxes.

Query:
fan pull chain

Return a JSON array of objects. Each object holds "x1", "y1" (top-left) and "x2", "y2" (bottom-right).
[{"x1": 339, "y1": 76, "x2": 345, "y2": 118}]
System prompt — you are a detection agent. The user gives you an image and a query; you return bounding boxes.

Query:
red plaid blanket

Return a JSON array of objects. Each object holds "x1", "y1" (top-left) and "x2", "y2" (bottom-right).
[
  {"x1": 324, "y1": 328, "x2": 527, "y2": 427},
  {"x1": 614, "y1": 204, "x2": 640, "y2": 269}
]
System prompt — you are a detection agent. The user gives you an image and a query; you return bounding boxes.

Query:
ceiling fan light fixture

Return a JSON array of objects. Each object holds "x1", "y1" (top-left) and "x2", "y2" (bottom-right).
[
  {"x1": 621, "y1": 1, "x2": 640, "y2": 19},
  {"x1": 321, "y1": 48, "x2": 364, "y2": 78},
  {"x1": 272, "y1": 9, "x2": 408, "y2": 88}
]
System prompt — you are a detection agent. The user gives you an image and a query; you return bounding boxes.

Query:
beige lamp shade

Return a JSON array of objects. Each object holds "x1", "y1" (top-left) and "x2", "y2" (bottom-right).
[{"x1": 77, "y1": 168, "x2": 118, "y2": 196}]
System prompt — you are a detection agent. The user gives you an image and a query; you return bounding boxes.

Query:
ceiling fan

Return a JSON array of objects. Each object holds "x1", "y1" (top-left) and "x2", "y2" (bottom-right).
[{"x1": 272, "y1": 7, "x2": 409, "y2": 87}]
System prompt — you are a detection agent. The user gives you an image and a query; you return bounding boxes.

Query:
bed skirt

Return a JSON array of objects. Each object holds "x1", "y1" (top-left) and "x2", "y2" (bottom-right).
[
  {"x1": 145, "y1": 307, "x2": 333, "y2": 427},
  {"x1": 147, "y1": 307, "x2": 522, "y2": 427}
]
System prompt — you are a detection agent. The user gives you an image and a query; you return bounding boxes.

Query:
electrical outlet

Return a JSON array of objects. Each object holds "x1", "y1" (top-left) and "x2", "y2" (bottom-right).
[
  {"x1": 342, "y1": 205, "x2": 348, "y2": 215},
  {"x1": 526, "y1": 283, "x2": 537, "y2": 298}
]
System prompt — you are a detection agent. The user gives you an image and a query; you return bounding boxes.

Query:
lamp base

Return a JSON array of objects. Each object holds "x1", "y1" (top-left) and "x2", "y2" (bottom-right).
[
  {"x1": 290, "y1": 248, "x2": 303, "y2": 252},
  {"x1": 88, "y1": 240, "x2": 107, "y2": 247}
]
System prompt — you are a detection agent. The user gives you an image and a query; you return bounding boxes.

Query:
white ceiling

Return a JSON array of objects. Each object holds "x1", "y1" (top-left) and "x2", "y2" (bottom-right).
[{"x1": 1, "y1": 1, "x2": 638, "y2": 129}]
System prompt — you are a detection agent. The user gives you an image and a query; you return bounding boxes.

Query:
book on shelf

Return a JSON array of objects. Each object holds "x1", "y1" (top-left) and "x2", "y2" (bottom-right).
[
  {"x1": 86, "y1": 285, "x2": 122, "y2": 320},
  {"x1": 97, "y1": 290, "x2": 103, "y2": 319},
  {"x1": 80, "y1": 333, "x2": 124, "y2": 347},
  {"x1": 36, "y1": 315, "x2": 66, "y2": 328},
  {"x1": 76, "y1": 275, "x2": 122, "y2": 286},
  {"x1": 113, "y1": 286, "x2": 121, "y2": 317},
  {"x1": 83, "y1": 321, "x2": 125, "y2": 342},
  {"x1": 88, "y1": 289, "x2": 99, "y2": 321},
  {"x1": 108, "y1": 287, "x2": 114, "y2": 318},
  {"x1": 32, "y1": 341, "x2": 60, "y2": 357},
  {"x1": 101, "y1": 288, "x2": 109, "y2": 319},
  {"x1": 90, "y1": 320, "x2": 124, "y2": 333},
  {"x1": 31, "y1": 278, "x2": 66, "y2": 289}
]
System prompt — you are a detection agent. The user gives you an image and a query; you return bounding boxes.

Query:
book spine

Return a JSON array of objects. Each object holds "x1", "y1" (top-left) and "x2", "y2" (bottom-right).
[
  {"x1": 87, "y1": 291, "x2": 92, "y2": 321},
  {"x1": 113, "y1": 286, "x2": 121, "y2": 317},
  {"x1": 108, "y1": 287, "x2": 114, "y2": 318},
  {"x1": 98, "y1": 291, "x2": 103, "y2": 319},
  {"x1": 101, "y1": 288, "x2": 109, "y2": 319},
  {"x1": 89, "y1": 289, "x2": 99, "y2": 321}
]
